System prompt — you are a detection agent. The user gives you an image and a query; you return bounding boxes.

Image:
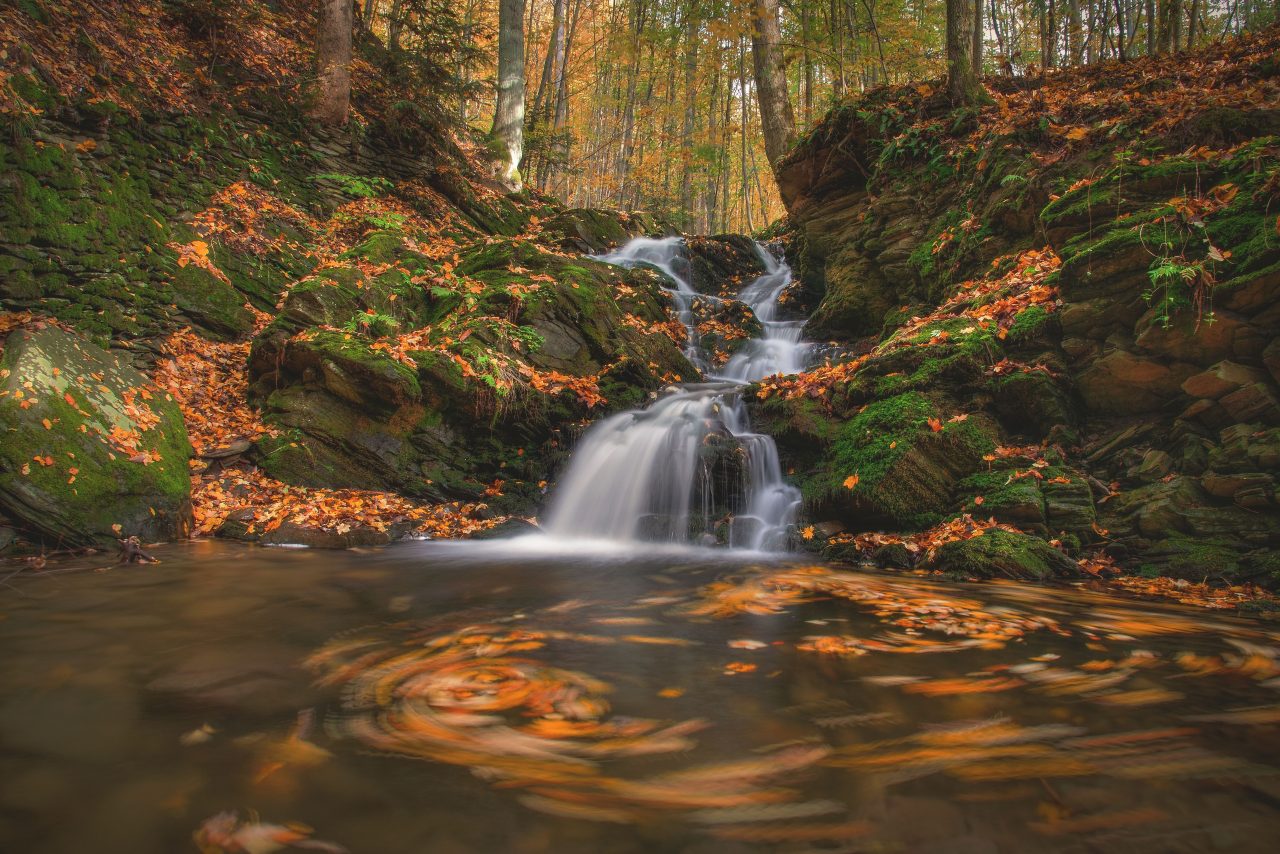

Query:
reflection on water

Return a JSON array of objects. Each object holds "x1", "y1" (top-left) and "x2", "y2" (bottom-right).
[{"x1": 1, "y1": 539, "x2": 1279, "y2": 853}]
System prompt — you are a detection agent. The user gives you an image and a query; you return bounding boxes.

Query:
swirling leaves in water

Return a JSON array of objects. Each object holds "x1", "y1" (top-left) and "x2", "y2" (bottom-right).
[{"x1": 307, "y1": 623, "x2": 838, "y2": 836}]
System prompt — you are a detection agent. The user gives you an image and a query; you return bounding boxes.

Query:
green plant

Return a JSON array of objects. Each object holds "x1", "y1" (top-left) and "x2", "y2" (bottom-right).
[
  {"x1": 1145, "y1": 254, "x2": 1217, "y2": 329},
  {"x1": 314, "y1": 172, "x2": 394, "y2": 199},
  {"x1": 343, "y1": 310, "x2": 400, "y2": 338}
]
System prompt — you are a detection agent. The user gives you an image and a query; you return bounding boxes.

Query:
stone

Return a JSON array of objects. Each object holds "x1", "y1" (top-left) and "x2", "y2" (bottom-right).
[
  {"x1": 926, "y1": 528, "x2": 1080, "y2": 580},
  {"x1": 1264, "y1": 338, "x2": 1280, "y2": 387},
  {"x1": 469, "y1": 517, "x2": 540, "y2": 539},
  {"x1": 1133, "y1": 449, "x2": 1173, "y2": 482},
  {"x1": 1043, "y1": 477, "x2": 1097, "y2": 535},
  {"x1": 1077, "y1": 348, "x2": 1197, "y2": 415},
  {"x1": 0, "y1": 324, "x2": 192, "y2": 547},
  {"x1": 1135, "y1": 308, "x2": 1247, "y2": 366},
  {"x1": 1180, "y1": 360, "x2": 1270, "y2": 399},
  {"x1": 1219, "y1": 381, "x2": 1280, "y2": 425},
  {"x1": 1202, "y1": 471, "x2": 1273, "y2": 499}
]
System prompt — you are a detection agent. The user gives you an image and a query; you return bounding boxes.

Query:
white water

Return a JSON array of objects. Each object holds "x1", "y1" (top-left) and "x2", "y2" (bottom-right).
[
  {"x1": 539, "y1": 237, "x2": 813, "y2": 551},
  {"x1": 715, "y1": 246, "x2": 811, "y2": 383}
]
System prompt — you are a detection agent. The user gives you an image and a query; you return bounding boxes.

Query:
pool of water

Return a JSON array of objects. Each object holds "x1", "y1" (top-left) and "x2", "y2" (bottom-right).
[{"x1": 2, "y1": 539, "x2": 1279, "y2": 853}]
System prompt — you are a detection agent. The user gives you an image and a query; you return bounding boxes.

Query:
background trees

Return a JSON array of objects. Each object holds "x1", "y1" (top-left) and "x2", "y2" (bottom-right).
[{"x1": 347, "y1": 0, "x2": 1279, "y2": 230}]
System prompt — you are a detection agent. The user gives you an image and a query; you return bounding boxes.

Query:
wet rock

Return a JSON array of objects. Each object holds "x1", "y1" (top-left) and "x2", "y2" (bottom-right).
[
  {"x1": 685, "y1": 235, "x2": 768, "y2": 296},
  {"x1": 1202, "y1": 471, "x2": 1273, "y2": 500},
  {"x1": 989, "y1": 370, "x2": 1077, "y2": 437},
  {"x1": 0, "y1": 324, "x2": 192, "y2": 547},
  {"x1": 469, "y1": 517, "x2": 540, "y2": 540},
  {"x1": 1043, "y1": 476, "x2": 1097, "y2": 536},
  {"x1": 927, "y1": 529, "x2": 1080, "y2": 579},
  {"x1": 873, "y1": 541, "x2": 918, "y2": 568},
  {"x1": 1264, "y1": 337, "x2": 1280, "y2": 386}
]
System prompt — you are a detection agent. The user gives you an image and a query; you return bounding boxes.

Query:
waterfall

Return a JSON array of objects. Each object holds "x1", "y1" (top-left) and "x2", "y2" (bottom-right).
[{"x1": 540, "y1": 237, "x2": 811, "y2": 551}]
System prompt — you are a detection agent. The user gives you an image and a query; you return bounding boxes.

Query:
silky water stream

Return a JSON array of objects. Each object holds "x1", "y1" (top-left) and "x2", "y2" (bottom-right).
[
  {"x1": 2, "y1": 241, "x2": 1280, "y2": 853},
  {"x1": 542, "y1": 237, "x2": 808, "y2": 550}
]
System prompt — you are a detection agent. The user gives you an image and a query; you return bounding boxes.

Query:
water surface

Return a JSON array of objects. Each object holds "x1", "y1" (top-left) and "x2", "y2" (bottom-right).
[{"x1": 2, "y1": 540, "x2": 1279, "y2": 853}]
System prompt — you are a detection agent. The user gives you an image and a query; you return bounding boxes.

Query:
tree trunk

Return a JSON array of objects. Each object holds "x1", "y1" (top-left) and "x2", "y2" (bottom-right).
[
  {"x1": 491, "y1": 0, "x2": 527, "y2": 190},
  {"x1": 946, "y1": 0, "x2": 981, "y2": 104},
  {"x1": 313, "y1": 0, "x2": 352, "y2": 126},
  {"x1": 680, "y1": 6, "x2": 699, "y2": 227},
  {"x1": 749, "y1": 0, "x2": 797, "y2": 167},
  {"x1": 1068, "y1": 0, "x2": 1084, "y2": 63},
  {"x1": 972, "y1": 0, "x2": 983, "y2": 75}
]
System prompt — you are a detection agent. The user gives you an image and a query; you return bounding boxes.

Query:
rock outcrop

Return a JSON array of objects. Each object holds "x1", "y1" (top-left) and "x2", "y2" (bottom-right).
[
  {"x1": 766, "y1": 38, "x2": 1280, "y2": 584},
  {"x1": 0, "y1": 323, "x2": 192, "y2": 547}
]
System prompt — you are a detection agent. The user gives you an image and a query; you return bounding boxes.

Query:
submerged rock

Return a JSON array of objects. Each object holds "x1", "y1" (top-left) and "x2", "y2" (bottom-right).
[{"x1": 0, "y1": 323, "x2": 191, "y2": 547}]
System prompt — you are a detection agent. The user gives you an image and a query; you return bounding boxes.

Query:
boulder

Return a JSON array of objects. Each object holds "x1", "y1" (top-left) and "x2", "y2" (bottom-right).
[
  {"x1": 0, "y1": 324, "x2": 192, "y2": 546},
  {"x1": 806, "y1": 392, "x2": 997, "y2": 527},
  {"x1": 1264, "y1": 338, "x2": 1280, "y2": 387},
  {"x1": 1218, "y1": 381, "x2": 1280, "y2": 425},
  {"x1": 926, "y1": 529, "x2": 1080, "y2": 580},
  {"x1": 1134, "y1": 309, "x2": 1248, "y2": 366},
  {"x1": 1180, "y1": 360, "x2": 1271, "y2": 400},
  {"x1": 684, "y1": 235, "x2": 768, "y2": 296},
  {"x1": 1076, "y1": 348, "x2": 1196, "y2": 415}
]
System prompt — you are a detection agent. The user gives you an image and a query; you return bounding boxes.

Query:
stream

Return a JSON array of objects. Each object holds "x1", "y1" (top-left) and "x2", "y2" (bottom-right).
[
  {"x1": 2, "y1": 541, "x2": 1280, "y2": 852},
  {"x1": 2, "y1": 241, "x2": 1279, "y2": 853}
]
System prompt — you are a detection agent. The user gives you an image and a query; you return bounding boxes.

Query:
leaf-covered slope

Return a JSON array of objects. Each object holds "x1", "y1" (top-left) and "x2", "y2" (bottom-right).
[{"x1": 766, "y1": 30, "x2": 1280, "y2": 593}]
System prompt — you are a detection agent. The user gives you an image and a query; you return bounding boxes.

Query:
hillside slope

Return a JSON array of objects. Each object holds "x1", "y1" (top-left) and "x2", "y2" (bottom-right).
[
  {"x1": 0, "y1": 0, "x2": 692, "y2": 551},
  {"x1": 763, "y1": 29, "x2": 1280, "y2": 592}
]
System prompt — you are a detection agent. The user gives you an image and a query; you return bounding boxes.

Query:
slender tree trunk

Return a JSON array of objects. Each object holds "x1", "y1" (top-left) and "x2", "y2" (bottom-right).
[
  {"x1": 749, "y1": 0, "x2": 797, "y2": 167},
  {"x1": 681, "y1": 5, "x2": 699, "y2": 227},
  {"x1": 1187, "y1": 0, "x2": 1200, "y2": 48},
  {"x1": 1114, "y1": 0, "x2": 1127, "y2": 60},
  {"x1": 313, "y1": 0, "x2": 352, "y2": 126},
  {"x1": 972, "y1": 0, "x2": 983, "y2": 75},
  {"x1": 1068, "y1": 0, "x2": 1083, "y2": 63},
  {"x1": 387, "y1": 0, "x2": 403, "y2": 51},
  {"x1": 1146, "y1": 0, "x2": 1156, "y2": 53},
  {"x1": 491, "y1": 0, "x2": 527, "y2": 189},
  {"x1": 947, "y1": 0, "x2": 981, "y2": 104}
]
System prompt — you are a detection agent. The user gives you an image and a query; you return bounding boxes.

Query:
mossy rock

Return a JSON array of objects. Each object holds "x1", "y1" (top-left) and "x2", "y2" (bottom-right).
[
  {"x1": 1139, "y1": 535, "x2": 1251, "y2": 583},
  {"x1": 926, "y1": 528, "x2": 1079, "y2": 580},
  {"x1": 540, "y1": 208, "x2": 642, "y2": 253},
  {"x1": 685, "y1": 235, "x2": 768, "y2": 296},
  {"x1": 0, "y1": 325, "x2": 192, "y2": 547},
  {"x1": 989, "y1": 370, "x2": 1077, "y2": 438},
  {"x1": 956, "y1": 468, "x2": 1046, "y2": 526},
  {"x1": 170, "y1": 262, "x2": 255, "y2": 340},
  {"x1": 806, "y1": 391, "x2": 997, "y2": 527}
]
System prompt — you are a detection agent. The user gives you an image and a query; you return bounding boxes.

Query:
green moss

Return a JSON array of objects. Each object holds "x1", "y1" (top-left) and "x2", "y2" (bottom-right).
[
  {"x1": 1006, "y1": 305, "x2": 1051, "y2": 344},
  {"x1": 928, "y1": 528, "x2": 1078, "y2": 580},
  {"x1": 0, "y1": 327, "x2": 191, "y2": 547},
  {"x1": 957, "y1": 468, "x2": 1045, "y2": 519}
]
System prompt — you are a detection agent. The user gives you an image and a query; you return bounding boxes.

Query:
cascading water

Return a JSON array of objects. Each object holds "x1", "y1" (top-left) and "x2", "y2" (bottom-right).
[{"x1": 540, "y1": 237, "x2": 813, "y2": 551}]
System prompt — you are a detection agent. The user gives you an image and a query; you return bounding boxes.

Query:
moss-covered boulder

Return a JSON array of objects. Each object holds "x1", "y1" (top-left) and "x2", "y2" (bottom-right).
[
  {"x1": 927, "y1": 528, "x2": 1080, "y2": 580},
  {"x1": 804, "y1": 391, "x2": 997, "y2": 527},
  {"x1": 0, "y1": 324, "x2": 191, "y2": 546},
  {"x1": 540, "y1": 208, "x2": 664, "y2": 254},
  {"x1": 684, "y1": 235, "x2": 768, "y2": 296}
]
